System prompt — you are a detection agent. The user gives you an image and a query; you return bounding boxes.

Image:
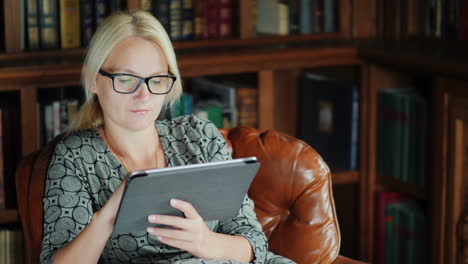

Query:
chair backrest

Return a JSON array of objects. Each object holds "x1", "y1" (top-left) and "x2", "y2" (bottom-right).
[{"x1": 16, "y1": 127, "x2": 340, "y2": 264}]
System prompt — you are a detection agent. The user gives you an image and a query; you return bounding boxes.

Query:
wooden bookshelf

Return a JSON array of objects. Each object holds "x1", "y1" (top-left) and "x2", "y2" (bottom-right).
[
  {"x1": 359, "y1": 39, "x2": 468, "y2": 264},
  {"x1": 0, "y1": 209, "x2": 19, "y2": 224},
  {"x1": 0, "y1": 0, "x2": 382, "y2": 262},
  {"x1": 332, "y1": 171, "x2": 360, "y2": 185}
]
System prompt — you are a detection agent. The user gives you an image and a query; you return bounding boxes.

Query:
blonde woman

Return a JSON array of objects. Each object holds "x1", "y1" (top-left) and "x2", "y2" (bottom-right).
[{"x1": 40, "y1": 11, "x2": 294, "y2": 264}]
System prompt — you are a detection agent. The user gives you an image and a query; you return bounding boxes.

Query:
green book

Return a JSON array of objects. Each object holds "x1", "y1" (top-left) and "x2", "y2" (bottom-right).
[
  {"x1": 194, "y1": 102, "x2": 224, "y2": 128},
  {"x1": 400, "y1": 95, "x2": 411, "y2": 183}
]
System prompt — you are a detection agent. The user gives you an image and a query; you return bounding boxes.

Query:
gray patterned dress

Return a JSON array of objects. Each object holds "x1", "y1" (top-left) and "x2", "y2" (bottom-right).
[{"x1": 40, "y1": 115, "x2": 295, "y2": 264}]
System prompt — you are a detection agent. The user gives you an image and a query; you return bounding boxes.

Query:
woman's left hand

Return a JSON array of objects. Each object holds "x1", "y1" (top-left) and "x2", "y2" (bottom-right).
[{"x1": 147, "y1": 199, "x2": 217, "y2": 258}]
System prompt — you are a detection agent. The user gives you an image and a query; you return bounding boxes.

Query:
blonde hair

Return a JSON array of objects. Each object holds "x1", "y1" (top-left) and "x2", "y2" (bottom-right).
[{"x1": 69, "y1": 10, "x2": 182, "y2": 131}]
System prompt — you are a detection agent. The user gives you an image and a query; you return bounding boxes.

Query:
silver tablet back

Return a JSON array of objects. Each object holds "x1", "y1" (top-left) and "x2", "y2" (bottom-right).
[{"x1": 113, "y1": 157, "x2": 260, "y2": 234}]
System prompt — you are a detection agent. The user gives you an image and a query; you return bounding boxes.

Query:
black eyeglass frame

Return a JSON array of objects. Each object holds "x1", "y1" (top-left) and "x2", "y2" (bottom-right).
[{"x1": 98, "y1": 69, "x2": 177, "y2": 95}]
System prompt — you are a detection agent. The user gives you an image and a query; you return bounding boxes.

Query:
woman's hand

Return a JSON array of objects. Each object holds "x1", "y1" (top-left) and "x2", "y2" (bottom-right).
[{"x1": 146, "y1": 199, "x2": 218, "y2": 258}]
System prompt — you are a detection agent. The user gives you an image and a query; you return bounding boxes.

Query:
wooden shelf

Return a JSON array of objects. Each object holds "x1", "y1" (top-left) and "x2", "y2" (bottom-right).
[
  {"x1": 332, "y1": 171, "x2": 360, "y2": 184},
  {"x1": 358, "y1": 39, "x2": 468, "y2": 79},
  {"x1": 376, "y1": 175, "x2": 428, "y2": 200},
  {"x1": 0, "y1": 209, "x2": 19, "y2": 224},
  {"x1": 0, "y1": 41, "x2": 358, "y2": 85}
]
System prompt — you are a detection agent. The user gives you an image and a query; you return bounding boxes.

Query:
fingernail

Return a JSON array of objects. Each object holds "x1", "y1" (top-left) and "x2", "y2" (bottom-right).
[
  {"x1": 170, "y1": 199, "x2": 176, "y2": 206},
  {"x1": 147, "y1": 227, "x2": 154, "y2": 233},
  {"x1": 148, "y1": 215, "x2": 156, "y2": 221}
]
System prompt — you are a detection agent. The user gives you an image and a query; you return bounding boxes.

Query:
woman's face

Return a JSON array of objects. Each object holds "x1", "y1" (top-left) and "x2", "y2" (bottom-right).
[{"x1": 93, "y1": 36, "x2": 169, "y2": 132}]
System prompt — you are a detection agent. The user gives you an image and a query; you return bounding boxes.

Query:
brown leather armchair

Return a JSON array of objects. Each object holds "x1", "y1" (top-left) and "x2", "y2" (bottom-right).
[{"x1": 16, "y1": 126, "x2": 365, "y2": 264}]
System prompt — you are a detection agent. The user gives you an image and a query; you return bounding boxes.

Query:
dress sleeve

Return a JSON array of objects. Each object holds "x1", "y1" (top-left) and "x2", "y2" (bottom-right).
[
  {"x1": 40, "y1": 139, "x2": 94, "y2": 264},
  {"x1": 200, "y1": 120, "x2": 269, "y2": 264}
]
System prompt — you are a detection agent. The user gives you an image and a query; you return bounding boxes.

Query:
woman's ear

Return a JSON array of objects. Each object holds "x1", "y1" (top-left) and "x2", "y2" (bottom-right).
[{"x1": 91, "y1": 81, "x2": 97, "y2": 94}]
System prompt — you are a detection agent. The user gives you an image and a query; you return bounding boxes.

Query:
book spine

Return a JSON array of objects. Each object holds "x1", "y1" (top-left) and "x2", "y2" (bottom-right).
[
  {"x1": 460, "y1": 0, "x2": 468, "y2": 40},
  {"x1": 314, "y1": 0, "x2": 324, "y2": 33},
  {"x1": 299, "y1": 0, "x2": 312, "y2": 34},
  {"x1": 204, "y1": 0, "x2": 220, "y2": 38},
  {"x1": 277, "y1": 0, "x2": 289, "y2": 35},
  {"x1": 350, "y1": 85, "x2": 359, "y2": 171},
  {"x1": 26, "y1": 0, "x2": 40, "y2": 50},
  {"x1": 153, "y1": 0, "x2": 171, "y2": 36},
  {"x1": 237, "y1": 87, "x2": 258, "y2": 128},
  {"x1": 94, "y1": 0, "x2": 109, "y2": 31},
  {"x1": 181, "y1": 0, "x2": 194, "y2": 40},
  {"x1": 218, "y1": 0, "x2": 233, "y2": 38},
  {"x1": 193, "y1": 0, "x2": 205, "y2": 39},
  {"x1": 38, "y1": 0, "x2": 60, "y2": 49},
  {"x1": 60, "y1": 0, "x2": 81, "y2": 48},
  {"x1": 324, "y1": 0, "x2": 335, "y2": 32},
  {"x1": 288, "y1": 0, "x2": 300, "y2": 34},
  {"x1": 169, "y1": 0, "x2": 183, "y2": 40},
  {"x1": 80, "y1": 0, "x2": 94, "y2": 47}
]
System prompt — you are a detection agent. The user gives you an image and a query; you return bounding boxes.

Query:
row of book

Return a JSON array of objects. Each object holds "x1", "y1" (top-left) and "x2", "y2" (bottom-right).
[
  {"x1": 24, "y1": 0, "x2": 124, "y2": 50},
  {"x1": 0, "y1": 228, "x2": 25, "y2": 264},
  {"x1": 257, "y1": 0, "x2": 337, "y2": 36},
  {"x1": 161, "y1": 76, "x2": 258, "y2": 129},
  {"x1": 378, "y1": 0, "x2": 468, "y2": 40},
  {"x1": 425, "y1": 0, "x2": 468, "y2": 40},
  {"x1": 298, "y1": 72, "x2": 359, "y2": 171},
  {"x1": 377, "y1": 89, "x2": 428, "y2": 187},
  {"x1": 39, "y1": 99, "x2": 79, "y2": 146},
  {"x1": 375, "y1": 192, "x2": 428, "y2": 264}
]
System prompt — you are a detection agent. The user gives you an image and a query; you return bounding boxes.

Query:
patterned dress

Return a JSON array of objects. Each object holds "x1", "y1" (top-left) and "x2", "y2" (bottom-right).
[{"x1": 40, "y1": 115, "x2": 295, "y2": 264}]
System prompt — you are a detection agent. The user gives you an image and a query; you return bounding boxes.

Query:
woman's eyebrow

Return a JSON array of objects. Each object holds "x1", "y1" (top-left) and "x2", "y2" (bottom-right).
[{"x1": 108, "y1": 68, "x2": 168, "y2": 75}]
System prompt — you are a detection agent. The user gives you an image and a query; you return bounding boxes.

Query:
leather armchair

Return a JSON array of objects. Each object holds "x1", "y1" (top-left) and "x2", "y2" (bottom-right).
[{"x1": 16, "y1": 126, "x2": 365, "y2": 264}]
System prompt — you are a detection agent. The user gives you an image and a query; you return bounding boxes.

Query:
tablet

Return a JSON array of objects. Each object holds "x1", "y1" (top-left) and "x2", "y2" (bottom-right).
[{"x1": 113, "y1": 157, "x2": 260, "y2": 234}]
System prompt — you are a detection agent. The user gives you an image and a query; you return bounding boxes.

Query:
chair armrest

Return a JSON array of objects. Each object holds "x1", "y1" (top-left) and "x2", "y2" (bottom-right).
[{"x1": 332, "y1": 255, "x2": 367, "y2": 264}]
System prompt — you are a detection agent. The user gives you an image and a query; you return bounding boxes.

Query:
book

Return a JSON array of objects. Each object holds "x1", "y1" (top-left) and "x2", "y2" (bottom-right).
[
  {"x1": 169, "y1": 0, "x2": 183, "y2": 40},
  {"x1": 218, "y1": 0, "x2": 233, "y2": 38},
  {"x1": 153, "y1": 0, "x2": 171, "y2": 35},
  {"x1": 80, "y1": 0, "x2": 94, "y2": 47},
  {"x1": 193, "y1": 0, "x2": 205, "y2": 39},
  {"x1": 25, "y1": 0, "x2": 40, "y2": 50},
  {"x1": 192, "y1": 77, "x2": 238, "y2": 128},
  {"x1": 38, "y1": 0, "x2": 60, "y2": 49},
  {"x1": 298, "y1": 72, "x2": 359, "y2": 171},
  {"x1": 375, "y1": 192, "x2": 409, "y2": 264},
  {"x1": 256, "y1": 0, "x2": 289, "y2": 35},
  {"x1": 324, "y1": 0, "x2": 336, "y2": 32},
  {"x1": 60, "y1": 0, "x2": 81, "y2": 48},
  {"x1": 299, "y1": 0, "x2": 315, "y2": 34},
  {"x1": 204, "y1": 0, "x2": 220, "y2": 38},
  {"x1": 181, "y1": 0, "x2": 194, "y2": 40},
  {"x1": 94, "y1": 0, "x2": 109, "y2": 30}
]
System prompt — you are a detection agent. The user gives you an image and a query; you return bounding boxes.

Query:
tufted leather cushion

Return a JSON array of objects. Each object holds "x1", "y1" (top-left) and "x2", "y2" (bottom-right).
[{"x1": 16, "y1": 127, "x2": 365, "y2": 264}]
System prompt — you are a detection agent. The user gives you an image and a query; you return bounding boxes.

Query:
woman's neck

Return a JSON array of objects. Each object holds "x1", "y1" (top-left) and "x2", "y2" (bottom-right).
[{"x1": 98, "y1": 124, "x2": 164, "y2": 171}]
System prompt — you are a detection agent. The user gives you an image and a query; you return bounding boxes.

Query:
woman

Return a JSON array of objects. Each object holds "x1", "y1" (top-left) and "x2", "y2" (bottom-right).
[{"x1": 40, "y1": 11, "x2": 295, "y2": 264}]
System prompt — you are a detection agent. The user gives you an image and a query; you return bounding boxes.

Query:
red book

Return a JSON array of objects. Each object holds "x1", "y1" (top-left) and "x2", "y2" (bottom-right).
[
  {"x1": 375, "y1": 192, "x2": 409, "y2": 264},
  {"x1": 204, "y1": 0, "x2": 219, "y2": 39},
  {"x1": 218, "y1": 0, "x2": 233, "y2": 38},
  {"x1": 460, "y1": 0, "x2": 468, "y2": 40}
]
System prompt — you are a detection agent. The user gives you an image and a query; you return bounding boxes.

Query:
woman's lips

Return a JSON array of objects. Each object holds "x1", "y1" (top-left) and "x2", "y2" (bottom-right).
[{"x1": 130, "y1": 110, "x2": 149, "y2": 114}]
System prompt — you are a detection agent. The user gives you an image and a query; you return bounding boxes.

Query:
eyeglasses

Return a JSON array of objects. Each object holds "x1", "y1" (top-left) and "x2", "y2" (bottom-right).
[{"x1": 98, "y1": 69, "x2": 176, "y2": 95}]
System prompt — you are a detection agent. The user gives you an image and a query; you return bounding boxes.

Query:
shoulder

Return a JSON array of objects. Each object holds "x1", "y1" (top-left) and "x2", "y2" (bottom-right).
[
  {"x1": 52, "y1": 128, "x2": 105, "y2": 154},
  {"x1": 156, "y1": 114, "x2": 221, "y2": 140}
]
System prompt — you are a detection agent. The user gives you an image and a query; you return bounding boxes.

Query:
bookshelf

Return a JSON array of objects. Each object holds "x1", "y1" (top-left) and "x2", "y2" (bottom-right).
[
  {"x1": 359, "y1": 39, "x2": 468, "y2": 264},
  {"x1": 0, "y1": 0, "x2": 384, "y2": 262}
]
